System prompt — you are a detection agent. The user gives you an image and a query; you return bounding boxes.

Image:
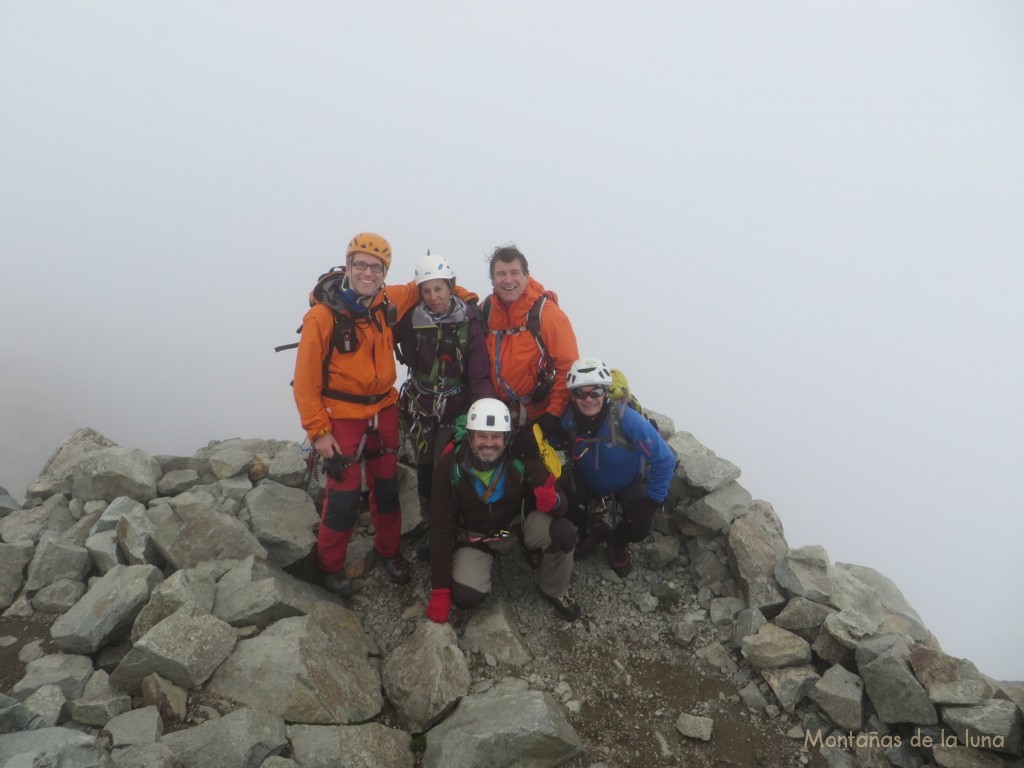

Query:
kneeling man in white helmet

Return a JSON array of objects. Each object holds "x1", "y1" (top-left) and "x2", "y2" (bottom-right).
[{"x1": 425, "y1": 398, "x2": 581, "y2": 622}]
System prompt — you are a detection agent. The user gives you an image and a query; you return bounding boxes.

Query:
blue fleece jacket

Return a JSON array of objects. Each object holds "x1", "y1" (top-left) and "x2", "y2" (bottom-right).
[{"x1": 561, "y1": 403, "x2": 675, "y2": 502}]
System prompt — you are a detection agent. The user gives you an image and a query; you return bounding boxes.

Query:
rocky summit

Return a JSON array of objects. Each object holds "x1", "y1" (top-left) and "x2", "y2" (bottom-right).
[{"x1": 1, "y1": 422, "x2": 1021, "y2": 768}]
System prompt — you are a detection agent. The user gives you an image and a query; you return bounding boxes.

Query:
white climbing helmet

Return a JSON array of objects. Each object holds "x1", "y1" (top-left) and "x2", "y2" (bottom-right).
[
  {"x1": 414, "y1": 254, "x2": 456, "y2": 285},
  {"x1": 566, "y1": 357, "x2": 612, "y2": 390},
  {"x1": 466, "y1": 398, "x2": 512, "y2": 432}
]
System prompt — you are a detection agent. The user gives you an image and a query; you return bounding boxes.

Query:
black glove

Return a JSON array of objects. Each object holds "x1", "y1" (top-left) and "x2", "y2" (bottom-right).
[
  {"x1": 323, "y1": 454, "x2": 348, "y2": 482},
  {"x1": 513, "y1": 425, "x2": 540, "y2": 462},
  {"x1": 535, "y1": 412, "x2": 564, "y2": 446},
  {"x1": 624, "y1": 495, "x2": 661, "y2": 521}
]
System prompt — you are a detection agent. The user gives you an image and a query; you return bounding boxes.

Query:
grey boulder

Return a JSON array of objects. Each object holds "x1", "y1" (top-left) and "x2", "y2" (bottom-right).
[
  {"x1": 383, "y1": 620, "x2": 471, "y2": 732},
  {"x1": 110, "y1": 603, "x2": 237, "y2": 693},
  {"x1": 159, "y1": 707, "x2": 287, "y2": 768},
  {"x1": 206, "y1": 614, "x2": 381, "y2": 724},
  {"x1": 287, "y1": 723, "x2": 413, "y2": 768},
  {"x1": 50, "y1": 564, "x2": 163, "y2": 654},
  {"x1": 0, "y1": 726, "x2": 109, "y2": 767},
  {"x1": 774, "y1": 544, "x2": 832, "y2": 603},
  {"x1": 667, "y1": 431, "x2": 741, "y2": 493},
  {"x1": 726, "y1": 500, "x2": 788, "y2": 617},
  {"x1": 241, "y1": 481, "x2": 317, "y2": 567},
  {"x1": 71, "y1": 446, "x2": 162, "y2": 503},
  {"x1": 423, "y1": 678, "x2": 582, "y2": 768},
  {"x1": 148, "y1": 493, "x2": 267, "y2": 570}
]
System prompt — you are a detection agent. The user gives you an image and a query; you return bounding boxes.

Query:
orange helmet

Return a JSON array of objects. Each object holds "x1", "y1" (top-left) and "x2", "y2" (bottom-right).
[{"x1": 346, "y1": 232, "x2": 392, "y2": 269}]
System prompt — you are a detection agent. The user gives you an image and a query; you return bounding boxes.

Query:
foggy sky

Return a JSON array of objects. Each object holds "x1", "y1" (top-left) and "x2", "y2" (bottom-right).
[{"x1": 1, "y1": 1, "x2": 1022, "y2": 679}]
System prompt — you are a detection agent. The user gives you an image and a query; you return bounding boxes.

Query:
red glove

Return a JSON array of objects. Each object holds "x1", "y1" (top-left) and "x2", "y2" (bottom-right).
[
  {"x1": 427, "y1": 588, "x2": 451, "y2": 623},
  {"x1": 533, "y1": 474, "x2": 559, "y2": 514}
]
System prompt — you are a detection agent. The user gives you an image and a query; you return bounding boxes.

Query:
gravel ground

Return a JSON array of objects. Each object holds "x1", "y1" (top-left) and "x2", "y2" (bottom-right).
[
  {"x1": 348, "y1": 521, "x2": 829, "y2": 768},
  {"x1": 0, "y1": 516, "x2": 829, "y2": 768}
]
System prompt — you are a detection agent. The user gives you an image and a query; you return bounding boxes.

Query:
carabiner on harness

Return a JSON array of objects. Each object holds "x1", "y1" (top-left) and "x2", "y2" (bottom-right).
[
  {"x1": 455, "y1": 529, "x2": 511, "y2": 545},
  {"x1": 571, "y1": 437, "x2": 591, "y2": 462},
  {"x1": 588, "y1": 495, "x2": 622, "y2": 530},
  {"x1": 400, "y1": 379, "x2": 456, "y2": 455}
]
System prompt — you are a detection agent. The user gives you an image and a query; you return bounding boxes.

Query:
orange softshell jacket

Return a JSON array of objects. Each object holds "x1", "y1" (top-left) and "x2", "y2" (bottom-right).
[
  {"x1": 485, "y1": 277, "x2": 580, "y2": 421},
  {"x1": 294, "y1": 280, "x2": 421, "y2": 441}
]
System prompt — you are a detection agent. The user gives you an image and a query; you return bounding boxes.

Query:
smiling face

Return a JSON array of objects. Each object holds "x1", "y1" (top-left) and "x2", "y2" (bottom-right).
[
  {"x1": 348, "y1": 253, "x2": 386, "y2": 298},
  {"x1": 468, "y1": 429, "x2": 507, "y2": 463},
  {"x1": 572, "y1": 386, "x2": 607, "y2": 417},
  {"x1": 419, "y1": 278, "x2": 453, "y2": 314},
  {"x1": 490, "y1": 258, "x2": 528, "y2": 304}
]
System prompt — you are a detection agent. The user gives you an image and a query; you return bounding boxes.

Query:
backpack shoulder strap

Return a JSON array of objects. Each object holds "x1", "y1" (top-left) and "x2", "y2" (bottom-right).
[
  {"x1": 481, "y1": 292, "x2": 547, "y2": 339},
  {"x1": 511, "y1": 457, "x2": 525, "y2": 480},
  {"x1": 607, "y1": 399, "x2": 633, "y2": 450},
  {"x1": 528, "y1": 294, "x2": 556, "y2": 396},
  {"x1": 393, "y1": 308, "x2": 414, "y2": 366},
  {"x1": 443, "y1": 440, "x2": 466, "y2": 523},
  {"x1": 523, "y1": 292, "x2": 553, "y2": 367},
  {"x1": 526, "y1": 293, "x2": 548, "y2": 339}
]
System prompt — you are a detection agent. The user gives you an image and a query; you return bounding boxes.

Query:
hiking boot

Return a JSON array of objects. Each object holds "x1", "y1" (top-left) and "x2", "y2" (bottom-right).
[
  {"x1": 574, "y1": 519, "x2": 609, "y2": 558},
  {"x1": 323, "y1": 571, "x2": 354, "y2": 597},
  {"x1": 608, "y1": 543, "x2": 632, "y2": 578},
  {"x1": 541, "y1": 589, "x2": 582, "y2": 622},
  {"x1": 381, "y1": 553, "x2": 411, "y2": 585},
  {"x1": 415, "y1": 528, "x2": 432, "y2": 561}
]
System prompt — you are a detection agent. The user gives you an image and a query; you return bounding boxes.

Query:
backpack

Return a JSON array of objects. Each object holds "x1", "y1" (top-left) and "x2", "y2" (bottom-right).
[
  {"x1": 274, "y1": 266, "x2": 398, "y2": 405},
  {"x1": 608, "y1": 368, "x2": 657, "y2": 428},
  {"x1": 481, "y1": 292, "x2": 556, "y2": 404}
]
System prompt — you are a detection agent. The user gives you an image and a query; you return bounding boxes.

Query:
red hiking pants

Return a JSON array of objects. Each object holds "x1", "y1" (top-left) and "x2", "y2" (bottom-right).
[{"x1": 317, "y1": 404, "x2": 402, "y2": 573}]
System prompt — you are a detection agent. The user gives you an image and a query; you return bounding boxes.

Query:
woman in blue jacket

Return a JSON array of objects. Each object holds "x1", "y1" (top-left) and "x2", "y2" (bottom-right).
[{"x1": 559, "y1": 357, "x2": 676, "y2": 577}]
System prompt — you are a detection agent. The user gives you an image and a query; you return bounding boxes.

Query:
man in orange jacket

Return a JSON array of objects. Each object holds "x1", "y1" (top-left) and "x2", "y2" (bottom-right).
[
  {"x1": 293, "y1": 232, "x2": 424, "y2": 596},
  {"x1": 483, "y1": 244, "x2": 580, "y2": 439}
]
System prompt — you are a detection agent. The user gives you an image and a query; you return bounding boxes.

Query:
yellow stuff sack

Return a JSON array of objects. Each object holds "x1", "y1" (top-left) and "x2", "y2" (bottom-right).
[
  {"x1": 532, "y1": 423, "x2": 562, "y2": 478},
  {"x1": 608, "y1": 369, "x2": 647, "y2": 419}
]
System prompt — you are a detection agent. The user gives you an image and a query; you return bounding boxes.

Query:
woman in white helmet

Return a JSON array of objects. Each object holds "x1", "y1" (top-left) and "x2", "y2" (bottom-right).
[
  {"x1": 559, "y1": 357, "x2": 676, "y2": 578},
  {"x1": 396, "y1": 254, "x2": 495, "y2": 557}
]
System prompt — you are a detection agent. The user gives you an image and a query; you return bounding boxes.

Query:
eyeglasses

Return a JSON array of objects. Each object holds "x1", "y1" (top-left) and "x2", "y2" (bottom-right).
[
  {"x1": 351, "y1": 260, "x2": 385, "y2": 274},
  {"x1": 572, "y1": 388, "x2": 606, "y2": 401}
]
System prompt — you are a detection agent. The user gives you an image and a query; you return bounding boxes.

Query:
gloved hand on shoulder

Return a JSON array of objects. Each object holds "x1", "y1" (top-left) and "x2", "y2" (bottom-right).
[
  {"x1": 535, "y1": 412, "x2": 564, "y2": 446},
  {"x1": 513, "y1": 424, "x2": 540, "y2": 462},
  {"x1": 533, "y1": 474, "x2": 560, "y2": 514},
  {"x1": 427, "y1": 588, "x2": 451, "y2": 624}
]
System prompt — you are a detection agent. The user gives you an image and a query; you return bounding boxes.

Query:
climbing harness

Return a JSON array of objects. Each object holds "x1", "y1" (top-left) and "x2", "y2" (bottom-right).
[{"x1": 482, "y1": 293, "x2": 557, "y2": 406}]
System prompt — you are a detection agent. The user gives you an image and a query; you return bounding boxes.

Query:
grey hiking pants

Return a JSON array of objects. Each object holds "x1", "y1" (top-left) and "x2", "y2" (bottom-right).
[{"x1": 452, "y1": 510, "x2": 574, "y2": 600}]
